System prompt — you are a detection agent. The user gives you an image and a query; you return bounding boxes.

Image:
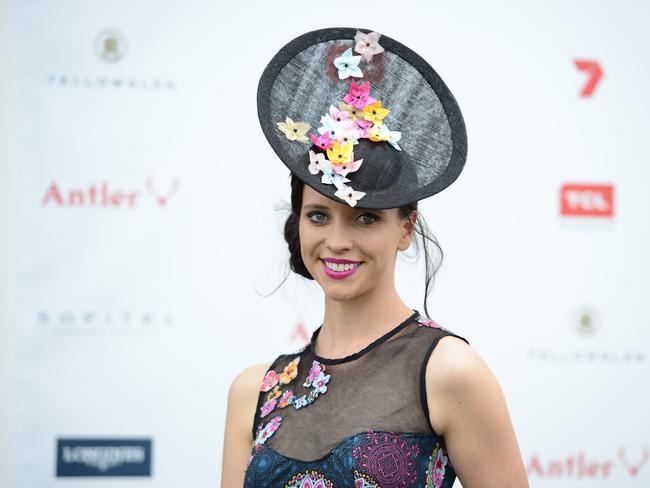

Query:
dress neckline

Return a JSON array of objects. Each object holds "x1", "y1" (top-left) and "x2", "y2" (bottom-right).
[{"x1": 308, "y1": 309, "x2": 420, "y2": 365}]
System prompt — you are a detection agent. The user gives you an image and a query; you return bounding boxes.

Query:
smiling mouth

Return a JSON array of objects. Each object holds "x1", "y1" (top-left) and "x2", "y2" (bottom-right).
[{"x1": 321, "y1": 259, "x2": 362, "y2": 272}]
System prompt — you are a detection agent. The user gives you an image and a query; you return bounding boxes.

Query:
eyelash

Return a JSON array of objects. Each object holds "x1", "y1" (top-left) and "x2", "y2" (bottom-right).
[{"x1": 306, "y1": 211, "x2": 380, "y2": 224}]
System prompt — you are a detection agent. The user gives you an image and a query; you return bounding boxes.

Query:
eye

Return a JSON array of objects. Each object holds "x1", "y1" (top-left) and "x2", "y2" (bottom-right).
[
  {"x1": 306, "y1": 211, "x2": 328, "y2": 223},
  {"x1": 357, "y1": 213, "x2": 380, "y2": 224}
]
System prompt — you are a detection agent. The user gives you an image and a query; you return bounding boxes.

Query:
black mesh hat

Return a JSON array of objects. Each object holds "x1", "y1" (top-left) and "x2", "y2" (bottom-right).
[{"x1": 257, "y1": 27, "x2": 467, "y2": 209}]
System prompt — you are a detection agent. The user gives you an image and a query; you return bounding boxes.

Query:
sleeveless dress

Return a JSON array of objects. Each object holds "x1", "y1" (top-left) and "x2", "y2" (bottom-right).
[{"x1": 244, "y1": 310, "x2": 470, "y2": 488}]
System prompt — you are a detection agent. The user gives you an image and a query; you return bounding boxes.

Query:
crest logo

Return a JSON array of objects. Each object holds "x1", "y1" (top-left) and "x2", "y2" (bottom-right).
[
  {"x1": 574, "y1": 306, "x2": 598, "y2": 337},
  {"x1": 95, "y1": 29, "x2": 128, "y2": 63}
]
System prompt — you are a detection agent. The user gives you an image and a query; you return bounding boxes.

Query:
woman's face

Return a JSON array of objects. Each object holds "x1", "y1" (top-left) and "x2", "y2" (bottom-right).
[{"x1": 299, "y1": 184, "x2": 416, "y2": 302}]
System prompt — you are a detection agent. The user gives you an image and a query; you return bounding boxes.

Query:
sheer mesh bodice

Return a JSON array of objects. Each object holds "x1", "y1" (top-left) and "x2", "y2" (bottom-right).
[{"x1": 244, "y1": 310, "x2": 469, "y2": 487}]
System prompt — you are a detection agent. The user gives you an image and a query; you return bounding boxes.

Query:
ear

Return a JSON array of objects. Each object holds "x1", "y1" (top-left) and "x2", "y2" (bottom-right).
[{"x1": 397, "y1": 211, "x2": 418, "y2": 251}]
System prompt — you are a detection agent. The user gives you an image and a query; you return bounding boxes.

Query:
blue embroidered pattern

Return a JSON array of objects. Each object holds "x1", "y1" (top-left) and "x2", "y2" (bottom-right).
[{"x1": 244, "y1": 430, "x2": 456, "y2": 487}]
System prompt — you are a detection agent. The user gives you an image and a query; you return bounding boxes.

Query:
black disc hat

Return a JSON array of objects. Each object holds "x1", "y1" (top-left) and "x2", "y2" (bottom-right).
[{"x1": 257, "y1": 27, "x2": 467, "y2": 209}]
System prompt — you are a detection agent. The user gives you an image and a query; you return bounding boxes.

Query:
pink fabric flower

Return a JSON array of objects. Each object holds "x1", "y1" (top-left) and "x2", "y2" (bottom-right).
[
  {"x1": 310, "y1": 131, "x2": 334, "y2": 151},
  {"x1": 355, "y1": 119, "x2": 373, "y2": 138},
  {"x1": 328, "y1": 105, "x2": 350, "y2": 123},
  {"x1": 260, "y1": 370, "x2": 280, "y2": 392},
  {"x1": 332, "y1": 123, "x2": 362, "y2": 145},
  {"x1": 332, "y1": 157, "x2": 363, "y2": 177},
  {"x1": 354, "y1": 30, "x2": 385, "y2": 62},
  {"x1": 343, "y1": 80, "x2": 376, "y2": 110}
]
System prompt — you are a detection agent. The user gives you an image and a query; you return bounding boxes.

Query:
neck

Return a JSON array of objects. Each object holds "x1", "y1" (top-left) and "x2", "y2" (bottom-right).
[{"x1": 316, "y1": 281, "x2": 415, "y2": 359}]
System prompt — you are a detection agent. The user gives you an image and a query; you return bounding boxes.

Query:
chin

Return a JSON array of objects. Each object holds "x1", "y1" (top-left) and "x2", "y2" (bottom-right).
[
  {"x1": 320, "y1": 279, "x2": 368, "y2": 301},
  {"x1": 324, "y1": 288, "x2": 357, "y2": 302}
]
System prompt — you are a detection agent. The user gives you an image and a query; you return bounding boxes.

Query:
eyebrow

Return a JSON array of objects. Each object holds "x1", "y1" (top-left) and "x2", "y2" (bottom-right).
[
  {"x1": 303, "y1": 204, "x2": 331, "y2": 211},
  {"x1": 303, "y1": 203, "x2": 384, "y2": 213}
]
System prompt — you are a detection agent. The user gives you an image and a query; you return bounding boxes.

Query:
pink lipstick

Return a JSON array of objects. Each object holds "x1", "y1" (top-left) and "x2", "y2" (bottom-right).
[{"x1": 320, "y1": 258, "x2": 362, "y2": 280}]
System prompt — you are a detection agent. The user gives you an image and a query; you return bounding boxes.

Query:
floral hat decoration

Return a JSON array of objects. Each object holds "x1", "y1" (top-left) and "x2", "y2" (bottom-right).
[{"x1": 257, "y1": 27, "x2": 467, "y2": 209}]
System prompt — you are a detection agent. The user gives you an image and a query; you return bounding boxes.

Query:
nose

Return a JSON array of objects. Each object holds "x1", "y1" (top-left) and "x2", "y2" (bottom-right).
[{"x1": 325, "y1": 217, "x2": 353, "y2": 254}]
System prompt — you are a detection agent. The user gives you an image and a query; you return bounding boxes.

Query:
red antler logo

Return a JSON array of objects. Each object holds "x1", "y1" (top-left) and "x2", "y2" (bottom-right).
[
  {"x1": 146, "y1": 177, "x2": 179, "y2": 207},
  {"x1": 619, "y1": 447, "x2": 649, "y2": 478}
]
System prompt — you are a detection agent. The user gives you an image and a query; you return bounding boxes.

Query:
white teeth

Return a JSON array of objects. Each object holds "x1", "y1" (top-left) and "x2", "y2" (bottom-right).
[{"x1": 324, "y1": 261, "x2": 360, "y2": 272}]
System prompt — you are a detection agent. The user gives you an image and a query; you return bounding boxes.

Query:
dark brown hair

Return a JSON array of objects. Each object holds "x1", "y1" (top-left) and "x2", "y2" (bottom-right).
[{"x1": 273, "y1": 173, "x2": 443, "y2": 319}]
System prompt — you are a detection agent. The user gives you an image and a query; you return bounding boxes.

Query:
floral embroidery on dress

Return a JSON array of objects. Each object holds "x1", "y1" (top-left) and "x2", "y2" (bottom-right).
[
  {"x1": 260, "y1": 370, "x2": 280, "y2": 392},
  {"x1": 417, "y1": 316, "x2": 441, "y2": 329},
  {"x1": 260, "y1": 397, "x2": 277, "y2": 418},
  {"x1": 285, "y1": 470, "x2": 334, "y2": 488},
  {"x1": 253, "y1": 416, "x2": 281, "y2": 449},
  {"x1": 291, "y1": 360, "x2": 329, "y2": 409},
  {"x1": 280, "y1": 357, "x2": 301, "y2": 383},
  {"x1": 353, "y1": 431, "x2": 420, "y2": 488},
  {"x1": 260, "y1": 357, "x2": 302, "y2": 417},
  {"x1": 425, "y1": 443, "x2": 449, "y2": 488},
  {"x1": 254, "y1": 356, "x2": 331, "y2": 464},
  {"x1": 259, "y1": 358, "x2": 329, "y2": 418},
  {"x1": 278, "y1": 389, "x2": 294, "y2": 408}
]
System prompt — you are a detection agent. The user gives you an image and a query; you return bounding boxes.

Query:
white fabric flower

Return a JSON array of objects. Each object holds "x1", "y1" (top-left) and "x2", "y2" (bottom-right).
[{"x1": 334, "y1": 184, "x2": 366, "y2": 207}]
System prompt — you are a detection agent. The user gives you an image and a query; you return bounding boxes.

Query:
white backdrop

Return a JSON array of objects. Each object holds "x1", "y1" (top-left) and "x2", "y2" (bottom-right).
[{"x1": 4, "y1": 0, "x2": 650, "y2": 486}]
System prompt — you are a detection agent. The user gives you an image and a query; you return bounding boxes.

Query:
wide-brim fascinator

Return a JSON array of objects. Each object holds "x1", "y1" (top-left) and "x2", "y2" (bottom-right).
[{"x1": 257, "y1": 27, "x2": 467, "y2": 209}]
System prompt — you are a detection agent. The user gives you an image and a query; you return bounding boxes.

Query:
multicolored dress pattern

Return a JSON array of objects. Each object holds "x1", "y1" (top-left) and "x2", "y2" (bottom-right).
[{"x1": 244, "y1": 311, "x2": 465, "y2": 487}]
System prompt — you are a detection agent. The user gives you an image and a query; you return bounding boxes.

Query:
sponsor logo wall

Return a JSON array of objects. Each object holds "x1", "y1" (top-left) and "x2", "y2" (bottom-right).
[{"x1": 13, "y1": 1, "x2": 649, "y2": 487}]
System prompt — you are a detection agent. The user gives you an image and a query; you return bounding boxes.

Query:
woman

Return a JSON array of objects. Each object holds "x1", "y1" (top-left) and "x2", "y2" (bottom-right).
[{"x1": 222, "y1": 28, "x2": 529, "y2": 487}]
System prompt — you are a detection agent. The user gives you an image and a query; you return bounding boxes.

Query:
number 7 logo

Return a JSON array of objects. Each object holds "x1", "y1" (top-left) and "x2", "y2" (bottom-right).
[{"x1": 574, "y1": 59, "x2": 603, "y2": 97}]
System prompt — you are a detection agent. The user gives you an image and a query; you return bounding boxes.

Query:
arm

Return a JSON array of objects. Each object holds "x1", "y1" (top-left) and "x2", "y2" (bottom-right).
[
  {"x1": 221, "y1": 362, "x2": 271, "y2": 488},
  {"x1": 425, "y1": 336, "x2": 529, "y2": 488}
]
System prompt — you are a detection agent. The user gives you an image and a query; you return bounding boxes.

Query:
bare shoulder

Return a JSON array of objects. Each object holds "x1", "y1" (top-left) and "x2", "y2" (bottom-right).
[
  {"x1": 424, "y1": 335, "x2": 479, "y2": 431},
  {"x1": 425, "y1": 335, "x2": 484, "y2": 398},
  {"x1": 425, "y1": 335, "x2": 529, "y2": 488},
  {"x1": 221, "y1": 362, "x2": 272, "y2": 487},
  {"x1": 229, "y1": 362, "x2": 273, "y2": 402}
]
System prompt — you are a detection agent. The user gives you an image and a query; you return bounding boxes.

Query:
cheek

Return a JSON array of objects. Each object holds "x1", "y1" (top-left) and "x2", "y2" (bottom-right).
[
  {"x1": 364, "y1": 234, "x2": 401, "y2": 263},
  {"x1": 298, "y1": 221, "x2": 318, "y2": 255}
]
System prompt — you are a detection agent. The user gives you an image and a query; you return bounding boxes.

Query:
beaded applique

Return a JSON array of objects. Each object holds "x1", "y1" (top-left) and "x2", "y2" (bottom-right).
[
  {"x1": 285, "y1": 470, "x2": 334, "y2": 488},
  {"x1": 353, "y1": 469, "x2": 380, "y2": 487},
  {"x1": 260, "y1": 358, "x2": 329, "y2": 418},
  {"x1": 250, "y1": 357, "x2": 330, "y2": 464},
  {"x1": 425, "y1": 443, "x2": 450, "y2": 488},
  {"x1": 417, "y1": 315, "x2": 441, "y2": 329}
]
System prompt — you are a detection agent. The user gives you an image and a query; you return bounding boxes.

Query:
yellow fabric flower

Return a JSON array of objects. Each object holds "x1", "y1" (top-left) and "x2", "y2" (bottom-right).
[
  {"x1": 280, "y1": 357, "x2": 300, "y2": 384},
  {"x1": 327, "y1": 141, "x2": 354, "y2": 165},
  {"x1": 363, "y1": 101, "x2": 390, "y2": 126},
  {"x1": 338, "y1": 102, "x2": 362, "y2": 121},
  {"x1": 277, "y1": 117, "x2": 311, "y2": 143},
  {"x1": 369, "y1": 124, "x2": 390, "y2": 142}
]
